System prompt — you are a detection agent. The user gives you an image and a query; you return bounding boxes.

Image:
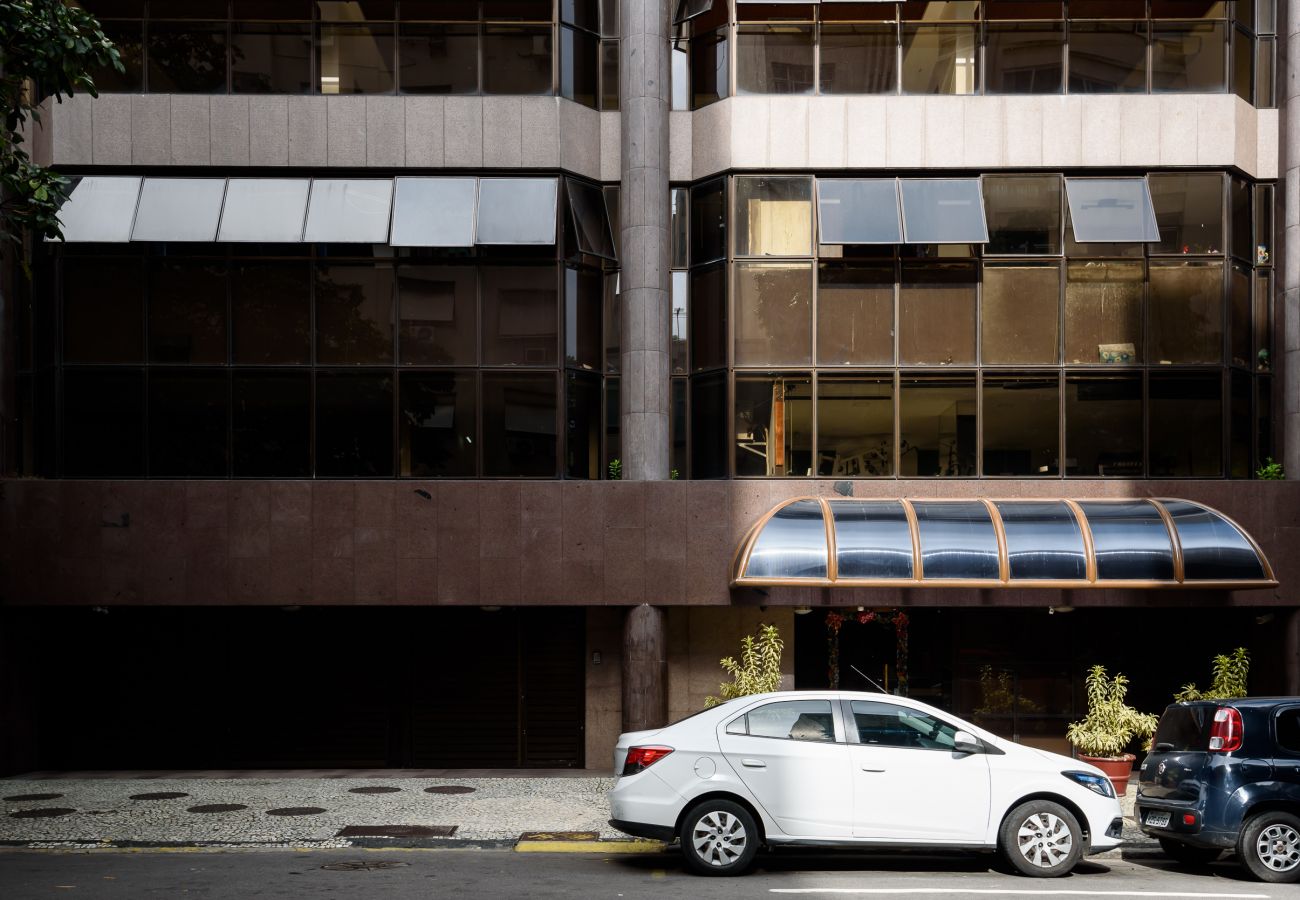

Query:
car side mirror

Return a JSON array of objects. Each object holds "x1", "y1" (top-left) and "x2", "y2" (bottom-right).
[{"x1": 953, "y1": 730, "x2": 981, "y2": 754}]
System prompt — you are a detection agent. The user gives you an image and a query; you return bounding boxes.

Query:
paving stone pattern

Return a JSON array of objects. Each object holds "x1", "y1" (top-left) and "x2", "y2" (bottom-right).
[{"x1": 0, "y1": 778, "x2": 619, "y2": 847}]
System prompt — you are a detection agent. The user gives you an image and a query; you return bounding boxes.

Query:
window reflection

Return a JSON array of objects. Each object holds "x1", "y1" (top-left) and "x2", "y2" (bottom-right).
[
  {"x1": 1067, "y1": 22, "x2": 1147, "y2": 92},
  {"x1": 398, "y1": 24, "x2": 478, "y2": 94},
  {"x1": 737, "y1": 25, "x2": 815, "y2": 95},
  {"x1": 1064, "y1": 260, "x2": 1143, "y2": 365},
  {"x1": 316, "y1": 371, "x2": 395, "y2": 476},
  {"x1": 149, "y1": 370, "x2": 229, "y2": 476},
  {"x1": 1149, "y1": 261, "x2": 1223, "y2": 365},
  {"x1": 316, "y1": 265, "x2": 396, "y2": 365},
  {"x1": 482, "y1": 371, "x2": 557, "y2": 476},
  {"x1": 484, "y1": 24, "x2": 552, "y2": 94},
  {"x1": 63, "y1": 369, "x2": 145, "y2": 476},
  {"x1": 819, "y1": 25, "x2": 896, "y2": 94},
  {"x1": 817, "y1": 376, "x2": 894, "y2": 477},
  {"x1": 735, "y1": 262, "x2": 813, "y2": 367},
  {"x1": 817, "y1": 263, "x2": 894, "y2": 367},
  {"x1": 982, "y1": 264, "x2": 1060, "y2": 365},
  {"x1": 1152, "y1": 21, "x2": 1227, "y2": 92},
  {"x1": 398, "y1": 266, "x2": 477, "y2": 366},
  {"x1": 1065, "y1": 374, "x2": 1142, "y2": 476},
  {"x1": 982, "y1": 175, "x2": 1062, "y2": 255},
  {"x1": 233, "y1": 23, "x2": 313, "y2": 93},
  {"x1": 899, "y1": 263, "x2": 976, "y2": 366},
  {"x1": 1149, "y1": 173, "x2": 1224, "y2": 255},
  {"x1": 148, "y1": 21, "x2": 228, "y2": 93},
  {"x1": 233, "y1": 371, "x2": 311, "y2": 476},
  {"x1": 1150, "y1": 372, "x2": 1223, "y2": 476},
  {"x1": 901, "y1": 25, "x2": 978, "y2": 94},
  {"x1": 481, "y1": 266, "x2": 558, "y2": 367},
  {"x1": 983, "y1": 374, "x2": 1058, "y2": 476},
  {"x1": 984, "y1": 22, "x2": 1064, "y2": 94},
  {"x1": 734, "y1": 374, "x2": 813, "y2": 477},
  {"x1": 899, "y1": 375, "x2": 976, "y2": 477}
]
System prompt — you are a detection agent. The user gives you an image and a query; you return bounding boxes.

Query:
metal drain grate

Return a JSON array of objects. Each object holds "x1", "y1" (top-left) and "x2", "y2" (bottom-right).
[
  {"x1": 336, "y1": 824, "x2": 458, "y2": 838},
  {"x1": 348, "y1": 786, "x2": 403, "y2": 795},
  {"x1": 187, "y1": 804, "x2": 249, "y2": 814},
  {"x1": 9, "y1": 808, "x2": 75, "y2": 819},
  {"x1": 3, "y1": 793, "x2": 64, "y2": 802},
  {"x1": 424, "y1": 786, "x2": 475, "y2": 795},
  {"x1": 267, "y1": 807, "x2": 326, "y2": 816},
  {"x1": 130, "y1": 792, "x2": 190, "y2": 801},
  {"x1": 321, "y1": 861, "x2": 411, "y2": 872}
]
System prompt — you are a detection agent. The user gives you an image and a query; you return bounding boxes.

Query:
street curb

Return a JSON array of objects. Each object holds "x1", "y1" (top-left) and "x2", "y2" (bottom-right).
[{"x1": 514, "y1": 839, "x2": 667, "y2": 854}]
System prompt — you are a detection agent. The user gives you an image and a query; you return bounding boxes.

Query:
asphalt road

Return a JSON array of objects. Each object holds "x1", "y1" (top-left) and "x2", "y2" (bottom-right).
[{"x1": 0, "y1": 848, "x2": 1286, "y2": 900}]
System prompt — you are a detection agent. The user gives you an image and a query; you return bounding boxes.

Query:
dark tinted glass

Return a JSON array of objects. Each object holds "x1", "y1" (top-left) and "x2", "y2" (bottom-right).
[
  {"x1": 690, "y1": 28, "x2": 728, "y2": 108},
  {"x1": 565, "y1": 267, "x2": 602, "y2": 370},
  {"x1": 899, "y1": 375, "x2": 976, "y2": 476},
  {"x1": 1153, "y1": 705, "x2": 1210, "y2": 752},
  {"x1": 148, "y1": 260, "x2": 227, "y2": 365},
  {"x1": 561, "y1": 25, "x2": 599, "y2": 106},
  {"x1": 1230, "y1": 176, "x2": 1251, "y2": 262},
  {"x1": 691, "y1": 178, "x2": 726, "y2": 264},
  {"x1": 565, "y1": 369, "x2": 602, "y2": 478},
  {"x1": 483, "y1": 25, "x2": 552, "y2": 94},
  {"x1": 819, "y1": 25, "x2": 896, "y2": 94},
  {"x1": 737, "y1": 25, "x2": 815, "y2": 95},
  {"x1": 982, "y1": 175, "x2": 1061, "y2": 255},
  {"x1": 148, "y1": 369, "x2": 228, "y2": 476},
  {"x1": 735, "y1": 263, "x2": 813, "y2": 366},
  {"x1": 561, "y1": 0, "x2": 600, "y2": 30},
  {"x1": 315, "y1": 371, "x2": 395, "y2": 476},
  {"x1": 397, "y1": 23, "x2": 478, "y2": 93},
  {"x1": 567, "y1": 179, "x2": 617, "y2": 259},
  {"x1": 851, "y1": 699, "x2": 960, "y2": 749},
  {"x1": 231, "y1": 263, "x2": 311, "y2": 365},
  {"x1": 606, "y1": 374, "x2": 621, "y2": 470},
  {"x1": 690, "y1": 371, "x2": 727, "y2": 477},
  {"x1": 1230, "y1": 263, "x2": 1250, "y2": 368},
  {"x1": 901, "y1": 24, "x2": 978, "y2": 94},
  {"x1": 832, "y1": 501, "x2": 913, "y2": 579},
  {"x1": 1067, "y1": 22, "x2": 1147, "y2": 93},
  {"x1": 1149, "y1": 173, "x2": 1224, "y2": 255},
  {"x1": 398, "y1": 266, "x2": 476, "y2": 365},
  {"x1": 913, "y1": 501, "x2": 1000, "y2": 580},
  {"x1": 983, "y1": 374, "x2": 1058, "y2": 476},
  {"x1": 1255, "y1": 36, "x2": 1274, "y2": 106},
  {"x1": 733, "y1": 374, "x2": 812, "y2": 477},
  {"x1": 746, "y1": 499, "x2": 828, "y2": 579},
  {"x1": 482, "y1": 266, "x2": 558, "y2": 366},
  {"x1": 1152, "y1": 22, "x2": 1227, "y2": 92},
  {"x1": 318, "y1": 24, "x2": 396, "y2": 93},
  {"x1": 1230, "y1": 367, "x2": 1251, "y2": 476},
  {"x1": 817, "y1": 377, "x2": 894, "y2": 476},
  {"x1": 1150, "y1": 372, "x2": 1223, "y2": 476},
  {"x1": 982, "y1": 264, "x2": 1060, "y2": 365},
  {"x1": 689, "y1": 263, "x2": 726, "y2": 371},
  {"x1": 1162, "y1": 499, "x2": 1266, "y2": 581},
  {"x1": 984, "y1": 21, "x2": 1063, "y2": 93},
  {"x1": 899, "y1": 263, "x2": 976, "y2": 366},
  {"x1": 1276, "y1": 710, "x2": 1300, "y2": 753},
  {"x1": 1232, "y1": 24, "x2": 1252, "y2": 102},
  {"x1": 600, "y1": 38, "x2": 619, "y2": 109},
  {"x1": 1064, "y1": 260, "x2": 1143, "y2": 365},
  {"x1": 147, "y1": 22, "x2": 228, "y2": 93},
  {"x1": 91, "y1": 21, "x2": 144, "y2": 91},
  {"x1": 996, "y1": 501, "x2": 1087, "y2": 580},
  {"x1": 670, "y1": 271, "x2": 688, "y2": 373},
  {"x1": 1065, "y1": 374, "x2": 1142, "y2": 476},
  {"x1": 232, "y1": 371, "x2": 311, "y2": 476},
  {"x1": 482, "y1": 371, "x2": 557, "y2": 476},
  {"x1": 817, "y1": 263, "x2": 894, "y2": 366},
  {"x1": 1078, "y1": 501, "x2": 1176, "y2": 580},
  {"x1": 235, "y1": 2, "x2": 314, "y2": 18},
  {"x1": 671, "y1": 376, "x2": 687, "y2": 476},
  {"x1": 64, "y1": 257, "x2": 144, "y2": 364},
  {"x1": 1149, "y1": 261, "x2": 1223, "y2": 364},
  {"x1": 62, "y1": 368, "x2": 145, "y2": 476},
  {"x1": 316, "y1": 265, "x2": 396, "y2": 365},
  {"x1": 232, "y1": 23, "x2": 313, "y2": 93},
  {"x1": 150, "y1": 0, "x2": 227, "y2": 16},
  {"x1": 399, "y1": 370, "x2": 476, "y2": 476}
]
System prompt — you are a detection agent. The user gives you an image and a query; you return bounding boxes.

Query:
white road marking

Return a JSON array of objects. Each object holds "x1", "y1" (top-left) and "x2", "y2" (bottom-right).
[{"x1": 769, "y1": 891, "x2": 1270, "y2": 899}]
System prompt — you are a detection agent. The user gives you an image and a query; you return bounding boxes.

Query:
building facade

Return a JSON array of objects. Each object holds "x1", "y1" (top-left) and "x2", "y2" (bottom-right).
[{"x1": 1, "y1": 0, "x2": 1298, "y2": 773}]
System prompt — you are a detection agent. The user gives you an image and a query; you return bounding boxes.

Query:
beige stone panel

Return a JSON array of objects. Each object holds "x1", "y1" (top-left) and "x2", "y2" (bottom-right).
[
  {"x1": 444, "y1": 96, "x2": 484, "y2": 168},
  {"x1": 403, "y1": 96, "x2": 444, "y2": 167},
  {"x1": 691, "y1": 99, "x2": 731, "y2": 178},
  {"x1": 669, "y1": 109, "x2": 692, "y2": 182},
  {"x1": 365, "y1": 96, "x2": 405, "y2": 167},
  {"x1": 287, "y1": 96, "x2": 327, "y2": 167},
  {"x1": 1255, "y1": 109, "x2": 1278, "y2": 180},
  {"x1": 768, "y1": 96, "x2": 810, "y2": 168},
  {"x1": 54, "y1": 93, "x2": 94, "y2": 166},
  {"x1": 1004, "y1": 96, "x2": 1044, "y2": 167},
  {"x1": 809, "y1": 97, "x2": 847, "y2": 169},
  {"x1": 326, "y1": 95, "x2": 366, "y2": 166},
  {"x1": 131, "y1": 94, "x2": 171, "y2": 165},
  {"x1": 559, "y1": 99, "x2": 600, "y2": 179},
  {"x1": 1040, "y1": 96, "x2": 1081, "y2": 168},
  {"x1": 600, "y1": 110, "x2": 620, "y2": 183},
  {"x1": 1158, "y1": 96, "x2": 1198, "y2": 166},
  {"x1": 844, "y1": 96, "x2": 888, "y2": 168},
  {"x1": 924, "y1": 96, "x2": 965, "y2": 168},
  {"x1": 249, "y1": 96, "x2": 289, "y2": 166},
  {"x1": 210, "y1": 96, "x2": 250, "y2": 166},
  {"x1": 964, "y1": 96, "x2": 1004, "y2": 168},
  {"x1": 1119, "y1": 95, "x2": 1160, "y2": 166},
  {"x1": 729, "y1": 97, "x2": 769, "y2": 169},
  {"x1": 1079, "y1": 96, "x2": 1122, "y2": 166},
  {"x1": 521, "y1": 97, "x2": 560, "y2": 169},
  {"x1": 885, "y1": 96, "x2": 925, "y2": 168},
  {"x1": 482, "y1": 96, "x2": 523, "y2": 168},
  {"x1": 1196, "y1": 94, "x2": 1236, "y2": 167}
]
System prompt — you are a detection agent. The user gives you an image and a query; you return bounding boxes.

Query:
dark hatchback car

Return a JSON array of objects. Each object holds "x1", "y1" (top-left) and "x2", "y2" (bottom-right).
[{"x1": 1137, "y1": 698, "x2": 1300, "y2": 883}]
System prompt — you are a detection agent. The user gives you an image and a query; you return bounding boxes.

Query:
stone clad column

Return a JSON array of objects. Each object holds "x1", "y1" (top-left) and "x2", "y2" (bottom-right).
[
  {"x1": 1285, "y1": 0, "x2": 1299, "y2": 478},
  {"x1": 619, "y1": 0, "x2": 671, "y2": 480},
  {"x1": 622, "y1": 604, "x2": 667, "y2": 733}
]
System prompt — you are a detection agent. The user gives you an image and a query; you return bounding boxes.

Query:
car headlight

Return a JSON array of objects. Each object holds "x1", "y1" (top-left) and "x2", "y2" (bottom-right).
[{"x1": 1062, "y1": 770, "x2": 1115, "y2": 799}]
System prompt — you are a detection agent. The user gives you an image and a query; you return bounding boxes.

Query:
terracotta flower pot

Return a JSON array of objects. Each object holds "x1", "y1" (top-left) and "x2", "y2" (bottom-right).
[{"x1": 1079, "y1": 752, "x2": 1136, "y2": 797}]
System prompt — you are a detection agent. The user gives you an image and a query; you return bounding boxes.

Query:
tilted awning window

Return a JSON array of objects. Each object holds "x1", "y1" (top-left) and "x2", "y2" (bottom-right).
[
  {"x1": 389, "y1": 177, "x2": 477, "y2": 247},
  {"x1": 52, "y1": 176, "x2": 142, "y2": 243},
  {"x1": 565, "y1": 177, "x2": 617, "y2": 260},
  {"x1": 1065, "y1": 177, "x2": 1160, "y2": 243},
  {"x1": 817, "y1": 179, "x2": 903, "y2": 245},
  {"x1": 476, "y1": 177, "x2": 558, "y2": 245},
  {"x1": 674, "y1": 0, "x2": 717, "y2": 24},
  {"x1": 217, "y1": 178, "x2": 311, "y2": 242},
  {"x1": 131, "y1": 178, "x2": 226, "y2": 243},
  {"x1": 732, "y1": 498, "x2": 1275, "y2": 589},
  {"x1": 899, "y1": 178, "x2": 990, "y2": 244},
  {"x1": 302, "y1": 179, "x2": 394, "y2": 244}
]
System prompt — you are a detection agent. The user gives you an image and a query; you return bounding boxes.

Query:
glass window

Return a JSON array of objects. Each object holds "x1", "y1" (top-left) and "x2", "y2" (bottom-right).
[
  {"x1": 748, "y1": 699, "x2": 835, "y2": 742},
  {"x1": 899, "y1": 262, "x2": 976, "y2": 366},
  {"x1": 690, "y1": 27, "x2": 729, "y2": 108},
  {"x1": 600, "y1": 38, "x2": 619, "y2": 110},
  {"x1": 400, "y1": 370, "x2": 476, "y2": 476},
  {"x1": 398, "y1": 266, "x2": 477, "y2": 366},
  {"x1": 672, "y1": 38, "x2": 690, "y2": 110},
  {"x1": 131, "y1": 178, "x2": 226, "y2": 243},
  {"x1": 996, "y1": 500, "x2": 1087, "y2": 581},
  {"x1": 482, "y1": 266, "x2": 558, "y2": 367},
  {"x1": 606, "y1": 374, "x2": 621, "y2": 471},
  {"x1": 817, "y1": 262, "x2": 894, "y2": 367},
  {"x1": 983, "y1": 373, "x2": 1058, "y2": 476},
  {"x1": 232, "y1": 22, "x2": 313, "y2": 93},
  {"x1": 1253, "y1": 183, "x2": 1272, "y2": 267},
  {"x1": 562, "y1": 0, "x2": 600, "y2": 31},
  {"x1": 565, "y1": 267, "x2": 603, "y2": 370},
  {"x1": 1254, "y1": 270, "x2": 1271, "y2": 372},
  {"x1": 1066, "y1": 21, "x2": 1147, "y2": 93},
  {"x1": 1231, "y1": 24, "x2": 1252, "y2": 102},
  {"x1": 852, "y1": 699, "x2": 960, "y2": 750},
  {"x1": 671, "y1": 188, "x2": 689, "y2": 268},
  {"x1": 483, "y1": 24, "x2": 553, "y2": 94},
  {"x1": 735, "y1": 262, "x2": 813, "y2": 367},
  {"x1": 734, "y1": 176, "x2": 813, "y2": 257},
  {"x1": 671, "y1": 376, "x2": 688, "y2": 476},
  {"x1": 315, "y1": 371, "x2": 395, "y2": 477},
  {"x1": 1255, "y1": 36, "x2": 1274, "y2": 106},
  {"x1": 1064, "y1": 178, "x2": 1159, "y2": 244},
  {"x1": 149, "y1": 370, "x2": 228, "y2": 476},
  {"x1": 232, "y1": 371, "x2": 311, "y2": 476},
  {"x1": 476, "y1": 178, "x2": 559, "y2": 245},
  {"x1": 1230, "y1": 176, "x2": 1251, "y2": 262},
  {"x1": 737, "y1": 25, "x2": 816, "y2": 95},
  {"x1": 90, "y1": 21, "x2": 144, "y2": 92},
  {"x1": 566, "y1": 369, "x2": 602, "y2": 478},
  {"x1": 817, "y1": 376, "x2": 894, "y2": 477},
  {"x1": 1077, "y1": 500, "x2": 1175, "y2": 580},
  {"x1": 390, "y1": 177, "x2": 477, "y2": 248},
  {"x1": 899, "y1": 374, "x2": 976, "y2": 477},
  {"x1": 482, "y1": 371, "x2": 557, "y2": 476},
  {"x1": 899, "y1": 179, "x2": 988, "y2": 244},
  {"x1": 984, "y1": 21, "x2": 1063, "y2": 93},
  {"x1": 900, "y1": 1, "x2": 981, "y2": 20},
  {"x1": 1149, "y1": 261, "x2": 1223, "y2": 365},
  {"x1": 817, "y1": 179, "x2": 902, "y2": 245},
  {"x1": 982, "y1": 175, "x2": 1061, "y2": 255},
  {"x1": 1151, "y1": 22, "x2": 1227, "y2": 92},
  {"x1": 606, "y1": 271, "x2": 622, "y2": 373},
  {"x1": 691, "y1": 179, "x2": 727, "y2": 265},
  {"x1": 1150, "y1": 1, "x2": 1227, "y2": 17},
  {"x1": 147, "y1": 21, "x2": 228, "y2": 93},
  {"x1": 218, "y1": 178, "x2": 311, "y2": 243},
  {"x1": 1150, "y1": 372, "x2": 1223, "y2": 476},
  {"x1": 1277, "y1": 710, "x2": 1300, "y2": 754},
  {"x1": 1065, "y1": 374, "x2": 1142, "y2": 476},
  {"x1": 397, "y1": 23, "x2": 478, "y2": 94},
  {"x1": 735, "y1": 374, "x2": 813, "y2": 477},
  {"x1": 1148, "y1": 173, "x2": 1225, "y2": 255},
  {"x1": 317, "y1": 23, "x2": 396, "y2": 94},
  {"x1": 303, "y1": 179, "x2": 394, "y2": 244},
  {"x1": 1064, "y1": 260, "x2": 1144, "y2": 365},
  {"x1": 64, "y1": 257, "x2": 144, "y2": 363},
  {"x1": 1229, "y1": 369, "x2": 1250, "y2": 477},
  {"x1": 981, "y1": 263, "x2": 1059, "y2": 365},
  {"x1": 901, "y1": 24, "x2": 978, "y2": 94},
  {"x1": 561, "y1": 24, "x2": 599, "y2": 107},
  {"x1": 148, "y1": 260, "x2": 228, "y2": 365},
  {"x1": 689, "y1": 264, "x2": 726, "y2": 371},
  {"x1": 913, "y1": 500, "x2": 1001, "y2": 579},
  {"x1": 232, "y1": 263, "x2": 311, "y2": 365},
  {"x1": 152, "y1": 0, "x2": 230, "y2": 15},
  {"x1": 1257, "y1": 375, "x2": 1272, "y2": 469},
  {"x1": 236, "y1": 1, "x2": 314, "y2": 18},
  {"x1": 62, "y1": 369, "x2": 144, "y2": 476},
  {"x1": 690, "y1": 371, "x2": 727, "y2": 477},
  {"x1": 820, "y1": 24, "x2": 897, "y2": 94},
  {"x1": 566, "y1": 179, "x2": 617, "y2": 260},
  {"x1": 315, "y1": 264, "x2": 396, "y2": 365},
  {"x1": 57, "y1": 176, "x2": 142, "y2": 243}
]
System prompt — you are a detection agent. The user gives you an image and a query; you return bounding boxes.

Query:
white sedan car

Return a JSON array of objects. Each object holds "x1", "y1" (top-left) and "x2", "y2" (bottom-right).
[{"x1": 609, "y1": 691, "x2": 1123, "y2": 877}]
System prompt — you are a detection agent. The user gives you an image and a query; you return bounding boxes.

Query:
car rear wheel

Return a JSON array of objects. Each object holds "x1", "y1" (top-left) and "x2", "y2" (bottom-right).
[
  {"x1": 999, "y1": 800, "x2": 1083, "y2": 878},
  {"x1": 1158, "y1": 838, "x2": 1222, "y2": 867},
  {"x1": 1237, "y1": 811, "x2": 1300, "y2": 884},
  {"x1": 679, "y1": 799, "x2": 759, "y2": 877}
]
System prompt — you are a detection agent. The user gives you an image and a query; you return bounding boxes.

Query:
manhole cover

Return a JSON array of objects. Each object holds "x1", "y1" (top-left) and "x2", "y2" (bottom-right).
[
  {"x1": 267, "y1": 807, "x2": 326, "y2": 817},
  {"x1": 348, "y1": 786, "x2": 402, "y2": 795},
  {"x1": 321, "y1": 861, "x2": 411, "y2": 872},
  {"x1": 424, "y1": 786, "x2": 474, "y2": 795},
  {"x1": 130, "y1": 792, "x2": 190, "y2": 801},
  {"x1": 187, "y1": 804, "x2": 248, "y2": 814},
  {"x1": 3, "y1": 793, "x2": 64, "y2": 802},
  {"x1": 9, "y1": 808, "x2": 75, "y2": 819},
  {"x1": 336, "y1": 824, "x2": 457, "y2": 838},
  {"x1": 519, "y1": 831, "x2": 600, "y2": 842}
]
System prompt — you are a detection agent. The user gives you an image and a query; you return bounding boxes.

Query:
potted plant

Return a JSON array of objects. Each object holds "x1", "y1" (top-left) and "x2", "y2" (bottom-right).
[{"x1": 1066, "y1": 665, "x2": 1158, "y2": 797}]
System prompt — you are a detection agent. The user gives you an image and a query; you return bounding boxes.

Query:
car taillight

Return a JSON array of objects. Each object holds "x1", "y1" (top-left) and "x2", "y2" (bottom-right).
[
  {"x1": 1208, "y1": 706, "x2": 1243, "y2": 752},
  {"x1": 622, "y1": 745, "x2": 673, "y2": 776}
]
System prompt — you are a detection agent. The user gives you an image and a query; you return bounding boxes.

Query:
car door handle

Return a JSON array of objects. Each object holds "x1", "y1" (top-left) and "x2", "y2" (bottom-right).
[
  {"x1": 860, "y1": 766, "x2": 887, "y2": 773},
  {"x1": 741, "y1": 758, "x2": 766, "y2": 769}
]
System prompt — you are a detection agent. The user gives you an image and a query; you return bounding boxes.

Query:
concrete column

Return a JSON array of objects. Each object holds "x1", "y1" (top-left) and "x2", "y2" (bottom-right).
[
  {"x1": 1284, "y1": 1, "x2": 1299, "y2": 476},
  {"x1": 618, "y1": 0, "x2": 672, "y2": 480},
  {"x1": 622, "y1": 604, "x2": 667, "y2": 733}
]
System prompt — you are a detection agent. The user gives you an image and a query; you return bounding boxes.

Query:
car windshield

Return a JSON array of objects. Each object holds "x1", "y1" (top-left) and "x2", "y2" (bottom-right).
[{"x1": 1153, "y1": 704, "x2": 1212, "y2": 751}]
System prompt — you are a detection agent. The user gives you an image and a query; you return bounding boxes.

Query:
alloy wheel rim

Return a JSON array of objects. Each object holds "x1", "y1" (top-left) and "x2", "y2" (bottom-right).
[
  {"x1": 691, "y1": 810, "x2": 748, "y2": 868},
  {"x1": 1016, "y1": 812, "x2": 1073, "y2": 869},
  {"x1": 1255, "y1": 823, "x2": 1300, "y2": 872}
]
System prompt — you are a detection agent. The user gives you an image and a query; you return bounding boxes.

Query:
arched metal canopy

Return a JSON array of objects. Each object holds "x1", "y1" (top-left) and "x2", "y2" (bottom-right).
[{"x1": 731, "y1": 498, "x2": 1276, "y2": 590}]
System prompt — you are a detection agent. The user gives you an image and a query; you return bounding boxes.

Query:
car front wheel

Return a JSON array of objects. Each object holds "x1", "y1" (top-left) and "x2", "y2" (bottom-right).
[
  {"x1": 679, "y1": 799, "x2": 759, "y2": 876},
  {"x1": 999, "y1": 800, "x2": 1084, "y2": 878},
  {"x1": 1158, "y1": 838, "x2": 1221, "y2": 867},
  {"x1": 1237, "y1": 811, "x2": 1300, "y2": 883}
]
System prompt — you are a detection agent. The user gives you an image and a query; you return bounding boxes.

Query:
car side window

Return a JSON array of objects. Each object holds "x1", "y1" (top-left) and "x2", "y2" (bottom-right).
[
  {"x1": 1276, "y1": 708, "x2": 1300, "y2": 753},
  {"x1": 851, "y1": 699, "x2": 959, "y2": 751},
  {"x1": 744, "y1": 700, "x2": 836, "y2": 743}
]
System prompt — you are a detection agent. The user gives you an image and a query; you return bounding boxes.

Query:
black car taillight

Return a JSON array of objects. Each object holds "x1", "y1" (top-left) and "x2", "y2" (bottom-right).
[
  {"x1": 1208, "y1": 706, "x2": 1243, "y2": 752},
  {"x1": 622, "y1": 745, "x2": 673, "y2": 776}
]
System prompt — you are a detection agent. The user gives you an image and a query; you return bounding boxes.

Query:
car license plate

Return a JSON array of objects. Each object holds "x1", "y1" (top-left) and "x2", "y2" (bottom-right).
[{"x1": 1145, "y1": 811, "x2": 1171, "y2": 828}]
